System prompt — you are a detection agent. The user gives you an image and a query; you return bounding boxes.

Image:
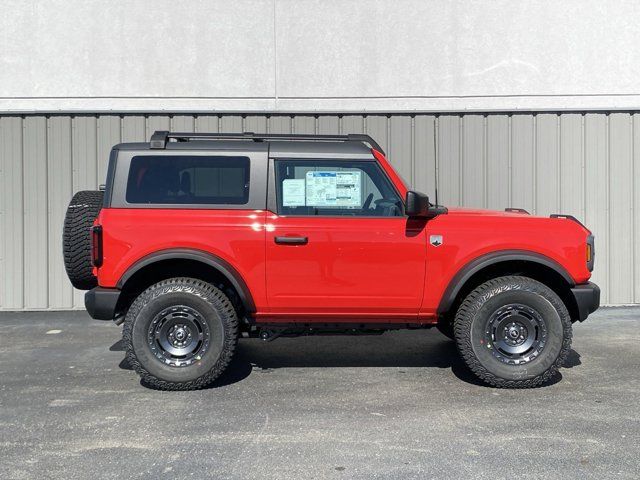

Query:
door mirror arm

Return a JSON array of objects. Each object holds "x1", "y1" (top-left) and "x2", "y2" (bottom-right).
[{"x1": 405, "y1": 191, "x2": 447, "y2": 218}]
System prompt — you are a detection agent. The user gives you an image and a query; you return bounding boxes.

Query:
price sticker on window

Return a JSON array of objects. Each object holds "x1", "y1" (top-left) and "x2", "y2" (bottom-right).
[
  {"x1": 305, "y1": 171, "x2": 361, "y2": 207},
  {"x1": 282, "y1": 179, "x2": 306, "y2": 206}
]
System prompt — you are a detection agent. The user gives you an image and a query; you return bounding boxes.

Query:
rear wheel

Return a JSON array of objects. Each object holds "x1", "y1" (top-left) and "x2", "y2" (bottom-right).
[
  {"x1": 123, "y1": 278, "x2": 238, "y2": 390},
  {"x1": 454, "y1": 276, "x2": 572, "y2": 388}
]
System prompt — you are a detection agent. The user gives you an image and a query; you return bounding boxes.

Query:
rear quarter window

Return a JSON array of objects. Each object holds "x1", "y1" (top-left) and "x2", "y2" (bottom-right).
[{"x1": 126, "y1": 155, "x2": 250, "y2": 205}]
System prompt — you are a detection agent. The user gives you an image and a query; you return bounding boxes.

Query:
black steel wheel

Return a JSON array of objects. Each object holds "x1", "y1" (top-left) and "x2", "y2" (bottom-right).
[
  {"x1": 484, "y1": 303, "x2": 547, "y2": 365},
  {"x1": 147, "y1": 305, "x2": 211, "y2": 368},
  {"x1": 454, "y1": 275, "x2": 572, "y2": 388},
  {"x1": 123, "y1": 277, "x2": 238, "y2": 390}
]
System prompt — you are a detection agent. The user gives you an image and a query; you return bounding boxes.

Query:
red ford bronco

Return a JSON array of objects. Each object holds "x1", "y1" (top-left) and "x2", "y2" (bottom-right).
[{"x1": 63, "y1": 131, "x2": 599, "y2": 390}]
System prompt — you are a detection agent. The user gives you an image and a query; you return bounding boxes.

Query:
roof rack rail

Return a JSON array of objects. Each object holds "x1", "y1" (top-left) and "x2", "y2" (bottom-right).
[
  {"x1": 505, "y1": 208, "x2": 530, "y2": 214},
  {"x1": 149, "y1": 131, "x2": 385, "y2": 155}
]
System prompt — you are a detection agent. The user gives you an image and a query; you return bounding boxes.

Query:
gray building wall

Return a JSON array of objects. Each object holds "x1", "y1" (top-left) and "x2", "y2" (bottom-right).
[
  {"x1": 2, "y1": 0, "x2": 640, "y2": 113},
  {"x1": 1, "y1": 111, "x2": 638, "y2": 310}
]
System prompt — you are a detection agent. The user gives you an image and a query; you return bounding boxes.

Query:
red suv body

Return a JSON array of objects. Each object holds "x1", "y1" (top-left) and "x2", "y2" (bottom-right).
[{"x1": 68, "y1": 131, "x2": 599, "y2": 390}]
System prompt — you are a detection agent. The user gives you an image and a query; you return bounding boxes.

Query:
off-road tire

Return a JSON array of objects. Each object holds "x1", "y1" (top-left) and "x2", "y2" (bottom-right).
[
  {"x1": 454, "y1": 276, "x2": 572, "y2": 388},
  {"x1": 123, "y1": 278, "x2": 238, "y2": 391},
  {"x1": 62, "y1": 190, "x2": 104, "y2": 290}
]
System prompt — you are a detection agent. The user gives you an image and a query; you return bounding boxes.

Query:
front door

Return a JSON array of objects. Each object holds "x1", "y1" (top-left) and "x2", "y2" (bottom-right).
[{"x1": 264, "y1": 158, "x2": 426, "y2": 320}]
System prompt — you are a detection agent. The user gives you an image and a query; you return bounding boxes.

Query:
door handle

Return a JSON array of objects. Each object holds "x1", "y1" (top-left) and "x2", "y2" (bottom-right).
[{"x1": 274, "y1": 236, "x2": 308, "y2": 245}]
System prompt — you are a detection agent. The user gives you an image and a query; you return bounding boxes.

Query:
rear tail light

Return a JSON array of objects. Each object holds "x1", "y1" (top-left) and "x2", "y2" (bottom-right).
[
  {"x1": 586, "y1": 234, "x2": 595, "y2": 272},
  {"x1": 91, "y1": 225, "x2": 103, "y2": 267}
]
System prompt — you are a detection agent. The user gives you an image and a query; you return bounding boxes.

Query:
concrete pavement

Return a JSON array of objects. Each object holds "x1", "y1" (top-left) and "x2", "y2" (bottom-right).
[{"x1": 0, "y1": 307, "x2": 639, "y2": 479}]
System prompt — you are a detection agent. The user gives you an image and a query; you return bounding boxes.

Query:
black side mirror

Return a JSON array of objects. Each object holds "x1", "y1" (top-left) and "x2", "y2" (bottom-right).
[{"x1": 405, "y1": 190, "x2": 430, "y2": 217}]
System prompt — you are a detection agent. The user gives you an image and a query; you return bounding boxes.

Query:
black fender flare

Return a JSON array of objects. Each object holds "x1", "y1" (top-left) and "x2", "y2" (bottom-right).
[
  {"x1": 117, "y1": 248, "x2": 256, "y2": 313},
  {"x1": 436, "y1": 250, "x2": 575, "y2": 315}
]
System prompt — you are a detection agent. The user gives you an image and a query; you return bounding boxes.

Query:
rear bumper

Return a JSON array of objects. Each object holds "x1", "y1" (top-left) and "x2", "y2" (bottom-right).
[
  {"x1": 571, "y1": 282, "x2": 600, "y2": 322},
  {"x1": 85, "y1": 287, "x2": 121, "y2": 320}
]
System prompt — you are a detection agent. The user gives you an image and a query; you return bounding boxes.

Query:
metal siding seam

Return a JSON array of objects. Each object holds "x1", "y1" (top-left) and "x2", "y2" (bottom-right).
[
  {"x1": 459, "y1": 115, "x2": 465, "y2": 206},
  {"x1": 581, "y1": 114, "x2": 586, "y2": 222},
  {"x1": 455, "y1": 115, "x2": 464, "y2": 206},
  {"x1": 0, "y1": 119, "x2": 3, "y2": 308},
  {"x1": 0, "y1": 119, "x2": 4, "y2": 308},
  {"x1": 94, "y1": 116, "x2": 99, "y2": 193},
  {"x1": 20, "y1": 117, "x2": 25, "y2": 309},
  {"x1": 634, "y1": 113, "x2": 640, "y2": 303},
  {"x1": 386, "y1": 115, "x2": 391, "y2": 163},
  {"x1": 483, "y1": 114, "x2": 488, "y2": 209},
  {"x1": 557, "y1": 114, "x2": 561, "y2": 212},
  {"x1": 21, "y1": 117, "x2": 26, "y2": 309},
  {"x1": 507, "y1": 115, "x2": 513, "y2": 207},
  {"x1": 435, "y1": 115, "x2": 440, "y2": 204},
  {"x1": 605, "y1": 113, "x2": 611, "y2": 304},
  {"x1": 44, "y1": 117, "x2": 50, "y2": 309},
  {"x1": 532, "y1": 114, "x2": 537, "y2": 214},
  {"x1": 411, "y1": 115, "x2": 416, "y2": 188},
  {"x1": 632, "y1": 114, "x2": 636, "y2": 301}
]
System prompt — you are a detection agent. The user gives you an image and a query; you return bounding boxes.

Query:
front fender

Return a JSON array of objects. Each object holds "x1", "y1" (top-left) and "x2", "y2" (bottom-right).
[{"x1": 436, "y1": 250, "x2": 575, "y2": 315}]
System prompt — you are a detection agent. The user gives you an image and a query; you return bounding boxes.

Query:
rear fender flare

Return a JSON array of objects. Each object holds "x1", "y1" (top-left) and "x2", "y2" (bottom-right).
[{"x1": 117, "y1": 248, "x2": 256, "y2": 313}]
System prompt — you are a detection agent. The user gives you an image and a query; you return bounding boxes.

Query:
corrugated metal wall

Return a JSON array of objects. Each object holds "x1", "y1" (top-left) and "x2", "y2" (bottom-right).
[{"x1": 1, "y1": 112, "x2": 638, "y2": 310}]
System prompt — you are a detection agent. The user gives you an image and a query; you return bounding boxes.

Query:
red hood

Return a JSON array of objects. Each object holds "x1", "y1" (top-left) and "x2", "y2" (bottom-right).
[
  {"x1": 444, "y1": 207, "x2": 540, "y2": 218},
  {"x1": 438, "y1": 206, "x2": 591, "y2": 237}
]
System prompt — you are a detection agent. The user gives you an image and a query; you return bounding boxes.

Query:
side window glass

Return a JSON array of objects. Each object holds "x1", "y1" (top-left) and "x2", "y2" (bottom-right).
[
  {"x1": 126, "y1": 155, "x2": 250, "y2": 205},
  {"x1": 275, "y1": 160, "x2": 403, "y2": 217}
]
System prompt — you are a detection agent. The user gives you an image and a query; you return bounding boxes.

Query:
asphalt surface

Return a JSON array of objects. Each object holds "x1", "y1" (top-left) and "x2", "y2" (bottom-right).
[{"x1": 0, "y1": 307, "x2": 639, "y2": 479}]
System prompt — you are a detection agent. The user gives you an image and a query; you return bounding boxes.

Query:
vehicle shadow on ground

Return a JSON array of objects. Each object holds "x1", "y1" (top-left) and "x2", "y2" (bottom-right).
[{"x1": 112, "y1": 331, "x2": 582, "y2": 390}]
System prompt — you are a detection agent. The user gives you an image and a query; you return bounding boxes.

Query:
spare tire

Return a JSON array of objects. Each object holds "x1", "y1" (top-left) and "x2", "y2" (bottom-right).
[{"x1": 63, "y1": 190, "x2": 104, "y2": 290}]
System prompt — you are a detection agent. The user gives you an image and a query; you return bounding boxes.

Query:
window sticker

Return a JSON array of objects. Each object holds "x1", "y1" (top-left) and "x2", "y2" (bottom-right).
[
  {"x1": 304, "y1": 171, "x2": 362, "y2": 207},
  {"x1": 282, "y1": 179, "x2": 306, "y2": 206},
  {"x1": 335, "y1": 171, "x2": 362, "y2": 207},
  {"x1": 305, "y1": 171, "x2": 337, "y2": 206}
]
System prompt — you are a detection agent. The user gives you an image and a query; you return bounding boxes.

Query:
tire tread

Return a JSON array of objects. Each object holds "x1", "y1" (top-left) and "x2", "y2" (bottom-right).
[
  {"x1": 453, "y1": 275, "x2": 572, "y2": 388},
  {"x1": 62, "y1": 190, "x2": 104, "y2": 290},
  {"x1": 122, "y1": 277, "x2": 238, "y2": 391}
]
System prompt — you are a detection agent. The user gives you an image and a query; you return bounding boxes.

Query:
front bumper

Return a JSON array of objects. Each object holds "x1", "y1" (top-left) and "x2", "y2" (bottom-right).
[
  {"x1": 570, "y1": 282, "x2": 600, "y2": 322},
  {"x1": 85, "y1": 287, "x2": 121, "y2": 320}
]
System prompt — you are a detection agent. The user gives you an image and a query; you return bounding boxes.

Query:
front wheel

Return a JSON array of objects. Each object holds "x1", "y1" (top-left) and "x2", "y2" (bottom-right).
[
  {"x1": 123, "y1": 278, "x2": 238, "y2": 390},
  {"x1": 454, "y1": 276, "x2": 572, "y2": 388}
]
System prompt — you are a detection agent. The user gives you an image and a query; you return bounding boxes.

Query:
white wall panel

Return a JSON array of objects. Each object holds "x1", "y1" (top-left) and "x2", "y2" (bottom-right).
[
  {"x1": 22, "y1": 117, "x2": 48, "y2": 308},
  {"x1": 1, "y1": 112, "x2": 638, "y2": 310},
  {"x1": 510, "y1": 115, "x2": 535, "y2": 212},
  {"x1": 412, "y1": 116, "x2": 436, "y2": 198},
  {"x1": 438, "y1": 116, "x2": 462, "y2": 206},
  {"x1": 47, "y1": 117, "x2": 73, "y2": 309},
  {"x1": 3, "y1": 1, "x2": 640, "y2": 112},
  {"x1": 608, "y1": 114, "x2": 634, "y2": 304},
  {"x1": 0, "y1": 117, "x2": 24, "y2": 309},
  {"x1": 487, "y1": 116, "x2": 510, "y2": 210},
  {"x1": 71, "y1": 116, "x2": 98, "y2": 308},
  {"x1": 584, "y1": 114, "x2": 610, "y2": 304},
  {"x1": 461, "y1": 115, "x2": 485, "y2": 207}
]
